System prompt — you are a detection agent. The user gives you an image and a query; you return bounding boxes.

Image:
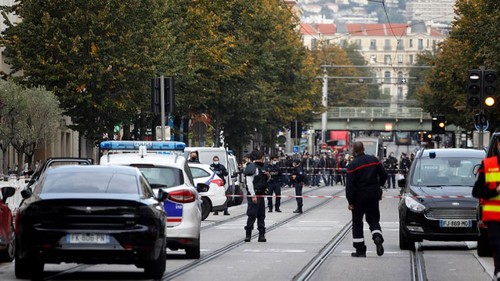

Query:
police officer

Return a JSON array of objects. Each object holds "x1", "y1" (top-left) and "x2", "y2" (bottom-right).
[
  {"x1": 265, "y1": 155, "x2": 282, "y2": 212},
  {"x1": 291, "y1": 159, "x2": 305, "y2": 213},
  {"x1": 211, "y1": 156, "x2": 229, "y2": 216},
  {"x1": 244, "y1": 150, "x2": 269, "y2": 242},
  {"x1": 473, "y1": 137, "x2": 500, "y2": 280},
  {"x1": 346, "y1": 141, "x2": 388, "y2": 257}
]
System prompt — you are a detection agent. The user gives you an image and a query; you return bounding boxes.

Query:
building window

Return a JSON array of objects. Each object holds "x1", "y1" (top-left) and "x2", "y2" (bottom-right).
[
  {"x1": 370, "y1": 55, "x2": 377, "y2": 63},
  {"x1": 370, "y1": 39, "x2": 377, "y2": 50},
  {"x1": 418, "y1": 39, "x2": 423, "y2": 50},
  {"x1": 355, "y1": 39, "x2": 362, "y2": 49},
  {"x1": 397, "y1": 54, "x2": 403, "y2": 64},
  {"x1": 384, "y1": 39, "x2": 391, "y2": 50},
  {"x1": 384, "y1": 71, "x2": 391, "y2": 83},
  {"x1": 384, "y1": 55, "x2": 391, "y2": 64},
  {"x1": 311, "y1": 38, "x2": 318, "y2": 50},
  {"x1": 397, "y1": 71, "x2": 404, "y2": 84},
  {"x1": 397, "y1": 39, "x2": 404, "y2": 50},
  {"x1": 409, "y1": 39, "x2": 413, "y2": 48},
  {"x1": 409, "y1": 55, "x2": 414, "y2": 65}
]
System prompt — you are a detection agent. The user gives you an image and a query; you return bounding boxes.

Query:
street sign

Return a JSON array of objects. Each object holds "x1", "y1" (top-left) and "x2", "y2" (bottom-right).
[
  {"x1": 292, "y1": 145, "x2": 299, "y2": 153},
  {"x1": 321, "y1": 143, "x2": 327, "y2": 150}
]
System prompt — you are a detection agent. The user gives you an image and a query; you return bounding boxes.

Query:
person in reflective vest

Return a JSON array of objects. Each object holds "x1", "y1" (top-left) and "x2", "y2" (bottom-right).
[{"x1": 473, "y1": 137, "x2": 500, "y2": 281}]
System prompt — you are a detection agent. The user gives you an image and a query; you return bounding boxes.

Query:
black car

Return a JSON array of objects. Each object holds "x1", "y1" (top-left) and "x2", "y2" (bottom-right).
[
  {"x1": 398, "y1": 148, "x2": 485, "y2": 250},
  {"x1": 15, "y1": 165, "x2": 168, "y2": 279}
]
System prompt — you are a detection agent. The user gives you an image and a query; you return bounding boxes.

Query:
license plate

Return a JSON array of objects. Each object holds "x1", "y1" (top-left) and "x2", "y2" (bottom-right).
[
  {"x1": 439, "y1": 220, "x2": 471, "y2": 228},
  {"x1": 67, "y1": 234, "x2": 110, "y2": 244}
]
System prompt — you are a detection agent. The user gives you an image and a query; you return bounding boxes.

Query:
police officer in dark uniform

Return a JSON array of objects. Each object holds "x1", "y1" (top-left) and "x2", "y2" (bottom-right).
[
  {"x1": 244, "y1": 150, "x2": 270, "y2": 242},
  {"x1": 291, "y1": 159, "x2": 305, "y2": 213},
  {"x1": 346, "y1": 141, "x2": 388, "y2": 257},
  {"x1": 265, "y1": 155, "x2": 282, "y2": 212}
]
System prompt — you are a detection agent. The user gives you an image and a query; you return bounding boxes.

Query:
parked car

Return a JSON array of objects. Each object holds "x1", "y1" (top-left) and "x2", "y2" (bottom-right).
[
  {"x1": 476, "y1": 132, "x2": 500, "y2": 257},
  {"x1": 99, "y1": 140, "x2": 204, "y2": 259},
  {"x1": 398, "y1": 148, "x2": 485, "y2": 250},
  {"x1": 0, "y1": 186, "x2": 16, "y2": 262},
  {"x1": 15, "y1": 165, "x2": 168, "y2": 279},
  {"x1": 188, "y1": 162, "x2": 227, "y2": 220}
]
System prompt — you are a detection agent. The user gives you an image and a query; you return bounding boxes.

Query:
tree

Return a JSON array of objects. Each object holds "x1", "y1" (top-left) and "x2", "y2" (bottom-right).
[
  {"x1": 0, "y1": 80, "x2": 62, "y2": 174},
  {"x1": 1, "y1": 0, "x2": 172, "y2": 143},
  {"x1": 415, "y1": 0, "x2": 500, "y2": 131}
]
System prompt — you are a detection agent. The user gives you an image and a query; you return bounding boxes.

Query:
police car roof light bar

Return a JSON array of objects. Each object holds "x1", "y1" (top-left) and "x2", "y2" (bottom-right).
[{"x1": 100, "y1": 141, "x2": 186, "y2": 151}]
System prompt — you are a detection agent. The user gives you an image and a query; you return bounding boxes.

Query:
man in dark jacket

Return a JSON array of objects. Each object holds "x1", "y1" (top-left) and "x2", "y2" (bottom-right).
[{"x1": 346, "y1": 141, "x2": 388, "y2": 258}]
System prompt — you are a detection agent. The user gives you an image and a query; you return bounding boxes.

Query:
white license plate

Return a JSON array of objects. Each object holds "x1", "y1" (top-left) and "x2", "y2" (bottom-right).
[
  {"x1": 67, "y1": 234, "x2": 110, "y2": 244},
  {"x1": 439, "y1": 220, "x2": 471, "y2": 228}
]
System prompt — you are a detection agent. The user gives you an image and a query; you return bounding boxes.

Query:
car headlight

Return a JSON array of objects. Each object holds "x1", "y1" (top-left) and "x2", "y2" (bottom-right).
[{"x1": 405, "y1": 196, "x2": 426, "y2": 213}]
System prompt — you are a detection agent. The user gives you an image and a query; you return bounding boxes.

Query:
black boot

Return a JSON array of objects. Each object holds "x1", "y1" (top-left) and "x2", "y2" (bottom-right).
[
  {"x1": 293, "y1": 205, "x2": 303, "y2": 213},
  {"x1": 244, "y1": 229, "x2": 252, "y2": 242},
  {"x1": 268, "y1": 207, "x2": 273, "y2": 213},
  {"x1": 258, "y1": 232, "x2": 266, "y2": 242},
  {"x1": 374, "y1": 236, "x2": 384, "y2": 256},
  {"x1": 351, "y1": 245, "x2": 366, "y2": 257}
]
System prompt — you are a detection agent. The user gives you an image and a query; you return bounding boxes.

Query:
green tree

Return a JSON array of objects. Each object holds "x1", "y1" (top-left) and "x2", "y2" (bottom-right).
[
  {"x1": 416, "y1": 0, "x2": 500, "y2": 131},
  {"x1": 1, "y1": 0, "x2": 172, "y2": 144},
  {"x1": 0, "y1": 80, "x2": 62, "y2": 174}
]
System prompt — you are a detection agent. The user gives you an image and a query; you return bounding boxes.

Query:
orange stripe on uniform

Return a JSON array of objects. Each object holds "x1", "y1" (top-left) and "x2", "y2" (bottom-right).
[{"x1": 347, "y1": 162, "x2": 380, "y2": 174}]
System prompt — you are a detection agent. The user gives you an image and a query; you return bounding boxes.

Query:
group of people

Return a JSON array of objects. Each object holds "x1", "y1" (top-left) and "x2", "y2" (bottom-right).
[{"x1": 382, "y1": 152, "x2": 413, "y2": 189}]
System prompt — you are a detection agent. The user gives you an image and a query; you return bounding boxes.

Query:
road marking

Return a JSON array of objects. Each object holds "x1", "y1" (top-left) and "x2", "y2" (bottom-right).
[{"x1": 244, "y1": 249, "x2": 307, "y2": 253}]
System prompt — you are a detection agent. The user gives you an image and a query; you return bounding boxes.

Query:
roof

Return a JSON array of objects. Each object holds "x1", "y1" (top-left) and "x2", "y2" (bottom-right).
[
  {"x1": 48, "y1": 164, "x2": 141, "y2": 175},
  {"x1": 100, "y1": 153, "x2": 186, "y2": 167},
  {"x1": 418, "y1": 148, "x2": 486, "y2": 159}
]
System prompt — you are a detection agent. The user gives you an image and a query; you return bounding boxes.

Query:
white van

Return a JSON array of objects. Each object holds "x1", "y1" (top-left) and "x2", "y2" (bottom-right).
[{"x1": 184, "y1": 147, "x2": 244, "y2": 207}]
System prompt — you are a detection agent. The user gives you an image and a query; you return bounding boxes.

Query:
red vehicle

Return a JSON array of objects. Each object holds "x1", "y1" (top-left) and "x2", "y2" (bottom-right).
[
  {"x1": 325, "y1": 130, "x2": 350, "y2": 152},
  {"x1": 0, "y1": 186, "x2": 16, "y2": 262}
]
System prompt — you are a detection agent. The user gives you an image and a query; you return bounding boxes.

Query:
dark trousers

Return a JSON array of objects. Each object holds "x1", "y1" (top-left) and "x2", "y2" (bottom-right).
[
  {"x1": 386, "y1": 173, "x2": 396, "y2": 189},
  {"x1": 245, "y1": 196, "x2": 266, "y2": 233},
  {"x1": 293, "y1": 182, "x2": 303, "y2": 207},
  {"x1": 351, "y1": 190, "x2": 383, "y2": 249},
  {"x1": 487, "y1": 221, "x2": 500, "y2": 276},
  {"x1": 267, "y1": 182, "x2": 281, "y2": 210}
]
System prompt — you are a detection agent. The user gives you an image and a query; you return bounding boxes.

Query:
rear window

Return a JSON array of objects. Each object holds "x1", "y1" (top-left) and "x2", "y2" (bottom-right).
[
  {"x1": 411, "y1": 157, "x2": 482, "y2": 186},
  {"x1": 136, "y1": 166, "x2": 183, "y2": 189},
  {"x1": 190, "y1": 166, "x2": 211, "y2": 179},
  {"x1": 41, "y1": 172, "x2": 139, "y2": 194}
]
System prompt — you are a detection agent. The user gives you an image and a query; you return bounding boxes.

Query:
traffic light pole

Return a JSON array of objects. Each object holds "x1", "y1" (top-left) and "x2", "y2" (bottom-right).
[{"x1": 160, "y1": 75, "x2": 166, "y2": 141}]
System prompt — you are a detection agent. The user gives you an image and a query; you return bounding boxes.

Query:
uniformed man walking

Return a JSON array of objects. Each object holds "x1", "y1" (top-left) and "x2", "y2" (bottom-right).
[
  {"x1": 346, "y1": 141, "x2": 388, "y2": 257},
  {"x1": 473, "y1": 137, "x2": 500, "y2": 280},
  {"x1": 244, "y1": 150, "x2": 269, "y2": 242},
  {"x1": 265, "y1": 155, "x2": 282, "y2": 212},
  {"x1": 291, "y1": 159, "x2": 305, "y2": 213}
]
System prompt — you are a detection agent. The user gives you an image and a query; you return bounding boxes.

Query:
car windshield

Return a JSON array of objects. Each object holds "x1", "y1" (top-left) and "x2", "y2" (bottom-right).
[
  {"x1": 41, "y1": 172, "x2": 139, "y2": 194},
  {"x1": 411, "y1": 157, "x2": 482, "y2": 186},
  {"x1": 137, "y1": 166, "x2": 183, "y2": 189}
]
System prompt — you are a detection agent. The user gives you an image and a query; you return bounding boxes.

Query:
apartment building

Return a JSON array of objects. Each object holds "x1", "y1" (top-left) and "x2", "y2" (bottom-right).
[
  {"x1": 300, "y1": 21, "x2": 445, "y2": 107},
  {"x1": 406, "y1": 0, "x2": 456, "y2": 24}
]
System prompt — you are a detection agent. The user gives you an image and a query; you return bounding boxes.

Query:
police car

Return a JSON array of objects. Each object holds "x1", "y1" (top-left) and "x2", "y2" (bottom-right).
[
  {"x1": 99, "y1": 141, "x2": 204, "y2": 259},
  {"x1": 188, "y1": 163, "x2": 227, "y2": 220}
]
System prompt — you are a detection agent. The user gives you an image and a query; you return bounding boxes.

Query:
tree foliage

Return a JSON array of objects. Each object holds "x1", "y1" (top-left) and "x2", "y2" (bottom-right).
[{"x1": 416, "y1": 0, "x2": 500, "y2": 132}]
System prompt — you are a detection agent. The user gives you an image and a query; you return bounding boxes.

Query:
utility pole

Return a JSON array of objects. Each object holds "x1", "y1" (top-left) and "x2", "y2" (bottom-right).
[{"x1": 321, "y1": 66, "x2": 328, "y2": 147}]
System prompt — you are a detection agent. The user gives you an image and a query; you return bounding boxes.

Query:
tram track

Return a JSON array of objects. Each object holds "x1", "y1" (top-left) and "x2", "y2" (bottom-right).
[
  {"x1": 161, "y1": 187, "x2": 346, "y2": 280},
  {"x1": 410, "y1": 242, "x2": 427, "y2": 281}
]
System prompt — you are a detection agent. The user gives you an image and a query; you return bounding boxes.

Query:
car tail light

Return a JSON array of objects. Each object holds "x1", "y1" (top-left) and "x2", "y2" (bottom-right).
[
  {"x1": 168, "y1": 189, "x2": 196, "y2": 203},
  {"x1": 211, "y1": 178, "x2": 224, "y2": 187}
]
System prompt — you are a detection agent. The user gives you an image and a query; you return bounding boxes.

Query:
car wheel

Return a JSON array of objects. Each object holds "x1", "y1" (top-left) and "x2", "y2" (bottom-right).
[
  {"x1": 399, "y1": 226, "x2": 415, "y2": 251},
  {"x1": 185, "y1": 240, "x2": 200, "y2": 259},
  {"x1": 15, "y1": 253, "x2": 44, "y2": 279},
  {"x1": 234, "y1": 186, "x2": 244, "y2": 206},
  {"x1": 144, "y1": 244, "x2": 166, "y2": 279},
  {"x1": 201, "y1": 197, "x2": 211, "y2": 221},
  {"x1": 0, "y1": 224, "x2": 15, "y2": 262},
  {"x1": 477, "y1": 231, "x2": 492, "y2": 257}
]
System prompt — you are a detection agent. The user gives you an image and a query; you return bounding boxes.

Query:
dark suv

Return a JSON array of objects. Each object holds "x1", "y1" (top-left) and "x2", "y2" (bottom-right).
[
  {"x1": 398, "y1": 148, "x2": 485, "y2": 250},
  {"x1": 476, "y1": 132, "x2": 500, "y2": 257}
]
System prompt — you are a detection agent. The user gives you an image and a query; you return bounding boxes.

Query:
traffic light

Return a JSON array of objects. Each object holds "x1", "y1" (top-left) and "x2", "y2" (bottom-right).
[
  {"x1": 437, "y1": 115, "x2": 446, "y2": 134},
  {"x1": 151, "y1": 77, "x2": 175, "y2": 114},
  {"x1": 290, "y1": 120, "x2": 302, "y2": 139},
  {"x1": 483, "y1": 70, "x2": 497, "y2": 109},
  {"x1": 467, "y1": 70, "x2": 482, "y2": 110}
]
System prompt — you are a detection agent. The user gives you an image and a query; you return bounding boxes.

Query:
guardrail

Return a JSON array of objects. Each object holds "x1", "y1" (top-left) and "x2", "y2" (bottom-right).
[{"x1": 326, "y1": 107, "x2": 431, "y2": 119}]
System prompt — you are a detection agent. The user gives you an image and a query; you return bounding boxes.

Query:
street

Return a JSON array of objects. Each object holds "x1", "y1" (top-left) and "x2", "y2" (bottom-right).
[{"x1": 0, "y1": 184, "x2": 494, "y2": 281}]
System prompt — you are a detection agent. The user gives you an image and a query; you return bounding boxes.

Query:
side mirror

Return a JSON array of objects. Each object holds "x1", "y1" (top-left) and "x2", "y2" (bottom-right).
[
  {"x1": 157, "y1": 189, "x2": 169, "y2": 202},
  {"x1": 21, "y1": 188, "x2": 33, "y2": 199},
  {"x1": 1, "y1": 186, "x2": 16, "y2": 203},
  {"x1": 196, "y1": 183, "x2": 209, "y2": 193}
]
